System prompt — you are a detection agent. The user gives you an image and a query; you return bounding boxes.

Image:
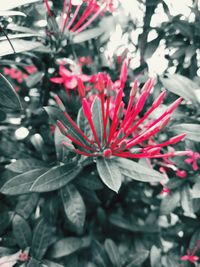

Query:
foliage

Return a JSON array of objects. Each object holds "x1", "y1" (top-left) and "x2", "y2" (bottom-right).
[{"x1": 0, "y1": 0, "x2": 200, "y2": 266}]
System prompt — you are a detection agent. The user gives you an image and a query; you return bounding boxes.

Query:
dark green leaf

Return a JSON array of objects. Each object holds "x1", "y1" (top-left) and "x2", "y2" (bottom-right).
[
  {"x1": 15, "y1": 193, "x2": 39, "y2": 219},
  {"x1": 115, "y1": 158, "x2": 164, "y2": 183},
  {"x1": 171, "y1": 124, "x2": 200, "y2": 142},
  {"x1": 91, "y1": 240, "x2": 108, "y2": 267},
  {"x1": 30, "y1": 163, "x2": 82, "y2": 192},
  {"x1": 44, "y1": 106, "x2": 93, "y2": 149},
  {"x1": 0, "y1": 73, "x2": 22, "y2": 110},
  {"x1": 104, "y1": 239, "x2": 121, "y2": 267},
  {"x1": 0, "y1": 168, "x2": 47, "y2": 195},
  {"x1": 50, "y1": 237, "x2": 84, "y2": 258},
  {"x1": 0, "y1": 11, "x2": 26, "y2": 16},
  {"x1": 73, "y1": 27, "x2": 104, "y2": 43},
  {"x1": 26, "y1": 72, "x2": 44, "y2": 88},
  {"x1": 191, "y1": 182, "x2": 200, "y2": 198},
  {"x1": 31, "y1": 219, "x2": 54, "y2": 260},
  {"x1": 27, "y1": 257, "x2": 41, "y2": 267},
  {"x1": 0, "y1": 39, "x2": 44, "y2": 57},
  {"x1": 126, "y1": 250, "x2": 149, "y2": 266},
  {"x1": 150, "y1": 246, "x2": 161, "y2": 267},
  {"x1": 7, "y1": 158, "x2": 47, "y2": 173},
  {"x1": 0, "y1": 0, "x2": 40, "y2": 10},
  {"x1": 160, "y1": 191, "x2": 180, "y2": 215},
  {"x1": 189, "y1": 229, "x2": 200, "y2": 251},
  {"x1": 160, "y1": 74, "x2": 198, "y2": 104},
  {"x1": 181, "y1": 184, "x2": 194, "y2": 216},
  {"x1": 144, "y1": 36, "x2": 161, "y2": 60},
  {"x1": 96, "y1": 157, "x2": 122, "y2": 193},
  {"x1": 61, "y1": 184, "x2": 86, "y2": 233},
  {"x1": 12, "y1": 214, "x2": 32, "y2": 249},
  {"x1": 42, "y1": 259, "x2": 64, "y2": 267},
  {"x1": 0, "y1": 211, "x2": 13, "y2": 235}
]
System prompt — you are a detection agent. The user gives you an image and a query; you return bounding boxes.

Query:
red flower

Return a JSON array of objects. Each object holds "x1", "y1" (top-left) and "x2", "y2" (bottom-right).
[
  {"x1": 181, "y1": 240, "x2": 200, "y2": 264},
  {"x1": 185, "y1": 151, "x2": 200, "y2": 171},
  {"x1": 50, "y1": 64, "x2": 91, "y2": 95},
  {"x1": 55, "y1": 74, "x2": 188, "y2": 160},
  {"x1": 44, "y1": 0, "x2": 113, "y2": 34}
]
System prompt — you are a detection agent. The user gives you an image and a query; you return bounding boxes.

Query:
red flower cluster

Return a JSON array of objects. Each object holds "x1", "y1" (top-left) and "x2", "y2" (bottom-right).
[
  {"x1": 3, "y1": 66, "x2": 37, "y2": 84},
  {"x1": 44, "y1": 0, "x2": 113, "y2": 34},
  {"x1": 50, "y1": 64, "x2": 91, "y2": 94},
  {"x1": 54, "y1": 66, "x2": 189, "y2": 160}
]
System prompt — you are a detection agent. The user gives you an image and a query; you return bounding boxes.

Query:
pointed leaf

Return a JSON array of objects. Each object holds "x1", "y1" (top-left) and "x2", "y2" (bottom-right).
[
  {"x1": 191, "y1": 182, "x2": 200, "y2": 198},
  {"x1": 96, "y1": 158, "x2": 122, "y2": 193},
  {"x1": 171, "y1": 123, "x2": 200, "y2": 142},
  {"x1": 44, "y1": 106, "x2": 92, "y2": 148},
  {"x1": 160, "y1": 190, "x2": 180, "y2": 215},
  {"x1": 15, "y1": 193, "x2": 39, "y2": 219},
  {"x1": 150, "y1": 246, "x2": 161, "y2": 267},
  {"x1": 126, "y1": 250, "x2": 149, "y2": 267},
  {"x1": 160, "y1": 74, "x2": 198, "y2": 104},
  {"x1": 27, "y1": 258, "x2": 41, "y2": 267},
  {"x1": 104, "y1": 239, "x2": 121, "y2": 267},
  {"x1": 12, "y1": 214, "x2": 32, "y2": 249},
  {"x1": 49, "y1": 237, "x2": 84, "y2": 258},
  {"x1": 0, "y1": 0, "x2": 40, "y2": 10},
  {"x1": 0, "y1": 11, "x2": 26, "y2": 17},
  {"x1": 31, "y1": 219, "x2": 54, "y2": 260},
  {"x1": 0, "y1": 168, "x2": 47, "y2": 195},
  {"x1": 115, "y1": 158, "x2": 164, "y2": 183},
  {"x1": 30, "y1": 163, "x2": 82, "y2": 192},
  {"x1": 181, "y1": 184, "x2": 194, "y2": 216},
  {"x1": 0, "y1": 39, "x2": 44, "y2": 57},
  {"x1": 0, "y1": 73, "x2": 22, "y2": 110},
  {"x1": 7, "y1": 158, "x2": 47, "y2": 173},
  {"x1": 91, "y1": 97, "x2": 104, "y2": 143},
  {"x1": 61, "y1": 184, "x2": 86, "y2": 233}
]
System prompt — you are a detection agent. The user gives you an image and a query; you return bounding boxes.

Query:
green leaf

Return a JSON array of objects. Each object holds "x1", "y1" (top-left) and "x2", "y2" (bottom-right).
[
  {"x1": 104, "y1": 239, "x2": 121, "y2": 267},
  {"x1": 61, "y1": 184, "x2": 86, "y2": 233},
  {"x1": 44, "y1": 106, "x2": 93, "y2": 149},
  {"x1": 27, "y1": 257, "x2": 41, "y2": 267},
  {"x1": 73, "y1": 27, "x2": 104, "y2": 43},
  {"x1": 91, "y1": 97, "x2": 104, "y2": 143},
  {"x1": 0, "y1": 73, "x2": 22, "y2": 111},
  {"x1": 160, "y1": 74, "x2": 198, "y2": 104},
  {"x1": 12, "y1": 214, "x2": 32, "y2": 249},
  {"x1": 160, "y1": 191, "x2": 180, "y2": 215},
  {"x1": 189, "y1": 229, "x2": 200, "y2": 251},
  {"x1": 181, "y1": 184, "x2": 194, "y2": 216},
  {"x1": 0, "y1": 11, "x2": 26, "y2": 16},
  {"x1": 30, "y1": 163, "x2": 82, "y2": 192},
  {"x1": 0, "y1": 39, "x2": 44, "y2": 57},
  {"x1": 0, "y1": 168, "x2": 47, "y2": 195},
  {"x1": 15, "y1": 193, "x2": 39, "y2": 219},
  {"x1": 7, "y1": 158, "x2": 47, "y2": 173},
  {"x1": 26, "y1": 72, "x2": 44, "y2": 88},
  {"x1": 0, "y1": 211, "x2": 13, "y2": 235},
  {"x1": 0, "y1": 0, "x2": 40, "y2": 10},
  {"x1": 191, "y1": 182, "x2": 200, "y2": 198},
  {"x1": 126, "y1": 250, "x2": 149, "y2": 267},
  {"x1": 115, "y1": 158, "x2": 164, "y2": 183},
  {"x1": 49, "y1": 237, "x2": 84, "y2": 258},
  {"x1": 31, "y1": 219, "x2": 54, "y2": 260},
  {"x1": 42, "y1": 260, "x2": 64, "y2": 267},
  {"x1": 171, "y1": 123, "x2": 200, "y2": 142},
  {"x1": 144, "y1": 36, "x2": 161, "y2": 60},
  {"x1": 96, "y1": 158, "x2": 122, "y2": 193},
  {"x1": 150, "y1": 246, "x2": 161, "y2": 267},
  {"x1": 91, "y1": 240, "x2": 108, "y2": 267}
]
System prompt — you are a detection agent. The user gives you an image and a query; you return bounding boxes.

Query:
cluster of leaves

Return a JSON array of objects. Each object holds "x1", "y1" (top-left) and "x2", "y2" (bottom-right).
[{"x1": 0, "y1": 0, "x2": 200, "y2": 267}]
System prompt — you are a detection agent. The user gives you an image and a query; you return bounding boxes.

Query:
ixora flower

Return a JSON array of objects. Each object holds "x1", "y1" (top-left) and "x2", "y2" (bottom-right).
[
  {"x1": 44, "y1": 0, "x2": 113, "y2": 34},
  {"x1": 56, "y1": 78, "x2": 187, "y2": 160},
  {"x1": 51, "y1": 74, "x2": 190, "y2": 192},
  {"x1": 181, "y1": 240, "x2": 200, "y2": 264},
  {"x1": 50, "y1": 64, "x2": 91, "y2": 94}
]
